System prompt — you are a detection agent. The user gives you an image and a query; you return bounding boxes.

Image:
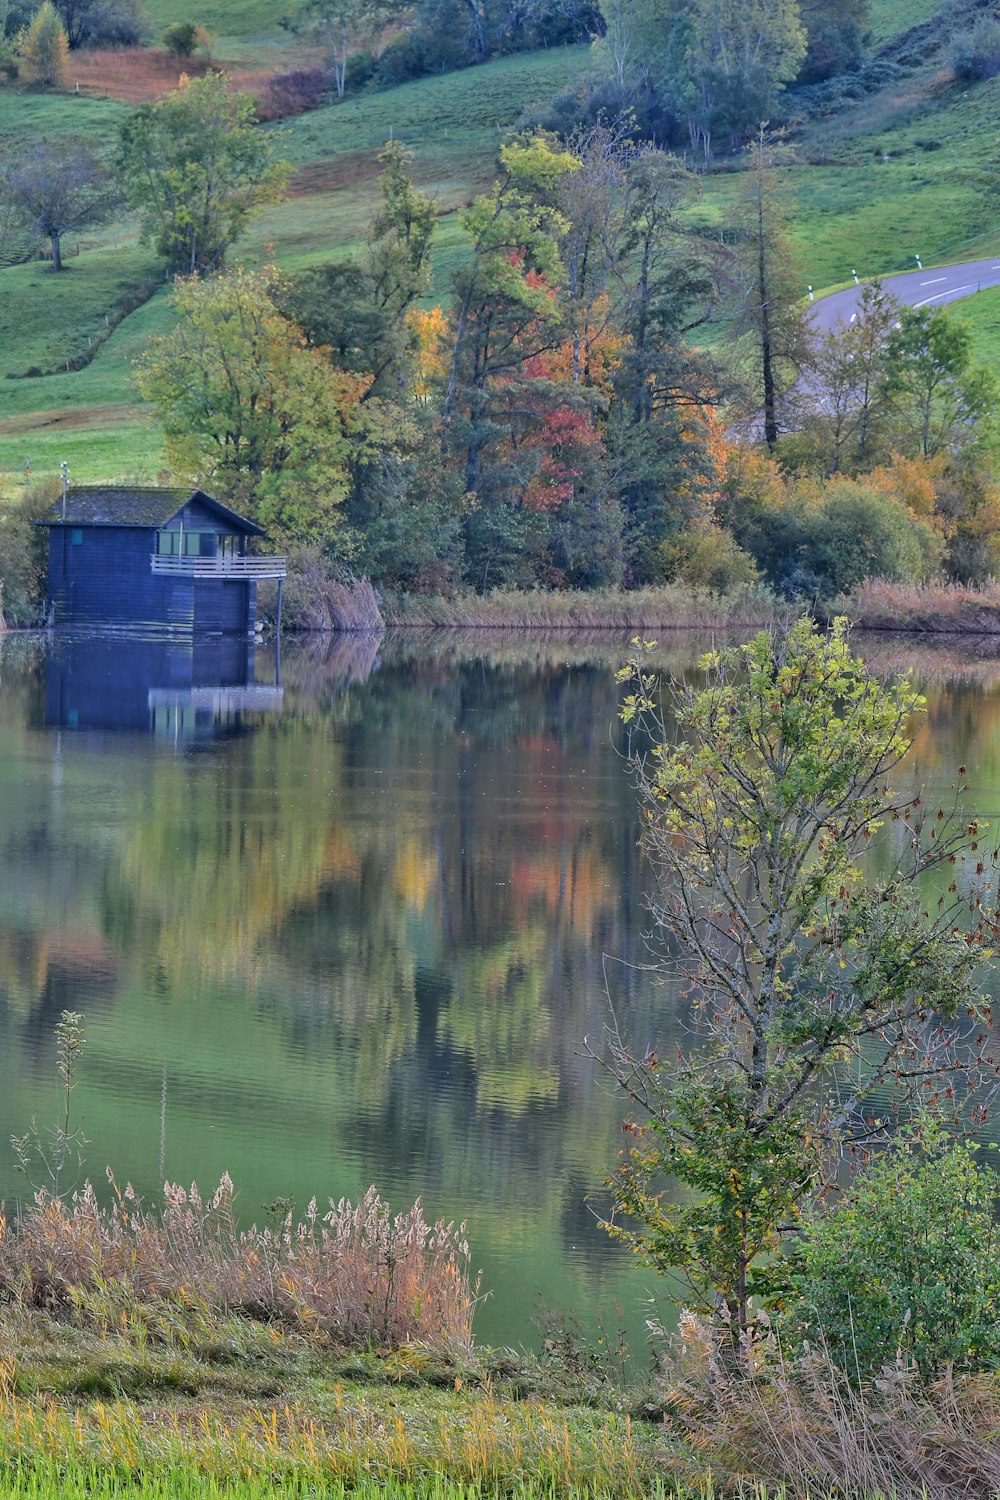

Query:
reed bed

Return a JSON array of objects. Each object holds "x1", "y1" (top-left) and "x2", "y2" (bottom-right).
[
  {"x1": 0, "y1": 1178, "x2": 474, "y2": 1351},
  {"x1": 380, "y1": 585, "x2": 782, "y2": 632},
  {"x1": 843, "y1": 578, "x2": 1000, "y2": 633}
]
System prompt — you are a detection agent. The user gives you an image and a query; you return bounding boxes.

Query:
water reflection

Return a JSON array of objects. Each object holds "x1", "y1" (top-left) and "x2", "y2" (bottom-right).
[
  {"x1": 43, "y1": 634, "x2": 283, "y2": 741},
  {"x1": 3, "y1": 626, "x2": 1000, "y2": 1347}
]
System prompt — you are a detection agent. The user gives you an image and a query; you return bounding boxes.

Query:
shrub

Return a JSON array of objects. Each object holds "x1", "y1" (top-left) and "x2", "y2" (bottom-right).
[
  {"x1": 0, "y1": 482, "x2": 56, "y2": 624},
  {"x1": 257, "y1": 65, "x2": 332, "y2": 121},
  {"x1": 735, "y1": 477, "x2": 942, "y2": 599},
  {"x1": 344, "y1": 47, "x2": 376, "y2": 90},
  {"x1": 788, "y1": 1131, "x2": 1000, "y2": 1385},
  {"x1": 950, "y1": 18, "x2": 1000, "y2": 82},
  {"x1": 373, "y1": 36, "x2": 433, "y2": 87},
  {"x1": 664, "y1": 522, "x2": 760, "y2": 592},
  {"x1": 162, "y1": 19, "x2": 197, "y2": 56}
]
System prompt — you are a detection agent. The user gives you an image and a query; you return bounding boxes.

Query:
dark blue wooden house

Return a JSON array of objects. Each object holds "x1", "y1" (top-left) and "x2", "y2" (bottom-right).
[{"x1": 41, "y1": 486, "x2": 286, "y2": 634}]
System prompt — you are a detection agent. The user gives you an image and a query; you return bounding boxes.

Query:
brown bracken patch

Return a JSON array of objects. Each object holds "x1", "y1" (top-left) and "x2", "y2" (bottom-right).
[{"x1": 67, "y1": 48, "x2": 282, "y2": 104}]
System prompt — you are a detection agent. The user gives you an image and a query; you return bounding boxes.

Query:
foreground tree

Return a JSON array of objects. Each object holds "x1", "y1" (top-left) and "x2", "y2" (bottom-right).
[
  {"x1": 115, "y1": 73, "x2": 289, "y2": 275},
  {"x1": 600, "y1": 619, "x2": 998, "y2": 1365},
  {"x1": 0, "y1": 140, "x2": 118, "y2": 271}
]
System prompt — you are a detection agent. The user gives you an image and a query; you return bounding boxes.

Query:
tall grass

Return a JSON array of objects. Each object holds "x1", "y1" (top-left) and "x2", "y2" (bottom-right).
[
  {"x1": 381, "y1": 584, "x2": 782, "y2": 631},
  {"x1": 0, "y1": 1366, "x2": 657, "y2": 1496},
  {"x1": 0, "y1": 1177, "x2": 475, "y2": 1350}
]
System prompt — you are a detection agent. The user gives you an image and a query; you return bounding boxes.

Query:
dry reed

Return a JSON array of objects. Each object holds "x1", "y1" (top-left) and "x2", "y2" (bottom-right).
[
  {"x1": 843, "y1": 578, "x2": 1000, "y2": 634},
  {"x1": 0, "y1": 1176, "x2": 475, "y2": 1351},
  {"x1": 381, "y1": 584, "x2": 781, "y2": 632},
  {"x1": 659, "y1": 1314, "x2": 1000, "y2": 1500}
]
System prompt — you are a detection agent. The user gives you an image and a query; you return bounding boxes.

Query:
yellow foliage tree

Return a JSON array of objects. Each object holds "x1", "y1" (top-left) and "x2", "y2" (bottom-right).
[{"x1": 21, "y1": 0, "x2": 68, "y2": 86}]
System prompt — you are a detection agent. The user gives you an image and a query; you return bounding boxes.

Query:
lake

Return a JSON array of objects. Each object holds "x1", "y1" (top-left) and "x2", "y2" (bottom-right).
[{"x1": 2, "y1": 626, "x2": 1000, "y2": 1348}]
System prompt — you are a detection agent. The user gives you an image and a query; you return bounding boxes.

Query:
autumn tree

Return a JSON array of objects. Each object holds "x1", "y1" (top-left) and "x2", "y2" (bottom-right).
[
  {"x1": 20, "y1": 1, "x2": 68, "y2": 85},
  {"x1": 115, "y1": 73, "x2": 289, "y2": 275},
  {"x1": 136, "y1": 265, "x2": 373, "y2": 548},
  {"x1": 441, "y1": 137, "x2": 580, "y2": 584},
  {"x1": 0, "y1": 140, "x2": 118, "y2": 271},
  {"x1": 600, "y1": 618, "x2": 998, "y2": 1366}
]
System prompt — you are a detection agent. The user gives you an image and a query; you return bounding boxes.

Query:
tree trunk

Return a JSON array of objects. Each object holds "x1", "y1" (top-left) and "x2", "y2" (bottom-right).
[
  {"x1": 50, "y1": 230, "x2": 62, "y2": 271},
  {"x1": 757, "y1": 185, "x2": 778, "y2": 450}
]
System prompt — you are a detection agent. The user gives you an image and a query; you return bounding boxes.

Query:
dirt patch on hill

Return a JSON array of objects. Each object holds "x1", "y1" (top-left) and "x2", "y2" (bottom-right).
[
  {"x1": 0, "y1": 403, "x2": 146, "y2": 434},
  {"x1": 286, "y1": 150, "x2": 385, "y2": 198}
]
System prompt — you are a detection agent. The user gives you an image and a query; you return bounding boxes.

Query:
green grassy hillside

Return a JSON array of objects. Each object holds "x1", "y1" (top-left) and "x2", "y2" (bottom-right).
[{"x1": 2, "y1": 0, "x2": 998, "y2": 487}]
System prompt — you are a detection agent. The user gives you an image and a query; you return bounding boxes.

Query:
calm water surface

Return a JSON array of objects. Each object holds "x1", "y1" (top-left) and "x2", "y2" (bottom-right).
[{"x1": 1, "y1": 627, "x2": 999, "y2": 1346}]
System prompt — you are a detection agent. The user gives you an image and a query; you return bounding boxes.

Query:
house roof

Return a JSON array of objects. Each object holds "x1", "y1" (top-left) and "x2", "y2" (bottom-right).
[{"x1": 39, "y1": 487, "x2": 267, "y2": 537}]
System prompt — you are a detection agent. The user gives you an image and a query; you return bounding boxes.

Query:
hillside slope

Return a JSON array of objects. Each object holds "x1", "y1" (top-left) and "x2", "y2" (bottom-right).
[{"x1": 1, "y1": 0, "x2": 997, "y2": 487}]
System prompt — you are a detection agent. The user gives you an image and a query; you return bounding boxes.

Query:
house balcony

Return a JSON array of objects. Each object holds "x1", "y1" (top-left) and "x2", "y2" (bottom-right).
[{"x1": 150, "y1": 554, "x2": 287, "y2": 580}]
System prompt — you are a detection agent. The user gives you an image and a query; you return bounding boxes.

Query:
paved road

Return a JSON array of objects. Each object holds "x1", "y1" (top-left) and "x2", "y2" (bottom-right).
[{"x1": 812, "y1": 257, "x2": 1000, "y2": 331}]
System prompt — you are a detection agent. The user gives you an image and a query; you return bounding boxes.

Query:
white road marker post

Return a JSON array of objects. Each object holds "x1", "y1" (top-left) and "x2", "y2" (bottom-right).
[
  {"x1": 852, "y1": 268, "x2": 860, "y2": 284},
  {"x1": 915, "y1": 254, "x2": 923, "y2": 269}
]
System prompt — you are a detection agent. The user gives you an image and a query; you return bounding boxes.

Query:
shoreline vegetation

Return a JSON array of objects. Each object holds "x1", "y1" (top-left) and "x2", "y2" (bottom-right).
[
  {"x1": 277, "y1": 575, "x2": 1000, "y2": 637},
  {"x1": 3, "y1": 1192, "x2": 1000, "y2": 1500}
]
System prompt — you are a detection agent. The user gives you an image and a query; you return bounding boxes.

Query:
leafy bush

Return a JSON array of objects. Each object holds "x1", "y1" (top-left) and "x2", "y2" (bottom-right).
[
  {"x1": 344, "y1": 46, "x2": 376, "y2": 90},
  {"x1": 0, "y1": 482, "x2": 56, "y2": 625},
  {"x1": 949, "y1": 18, "x2": 1000, "y2": 81},
  {"x1": 788, "y1": 1131, "x2": 1000, "y2": 1385},
  {"x1": 735, "y1": 478, "x2": 942, "y2": 599},
  {"x1": 162, "y1": 20, "x2": 197, "y2": 56},
  {"x1": 373, "y1": 35, "x2": 439, "y2": 88}
]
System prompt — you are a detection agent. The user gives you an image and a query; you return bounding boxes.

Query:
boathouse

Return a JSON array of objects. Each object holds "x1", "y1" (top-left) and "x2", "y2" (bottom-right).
[{"x1": 40, "y1": 486, "x2": 286, "y2": 634}]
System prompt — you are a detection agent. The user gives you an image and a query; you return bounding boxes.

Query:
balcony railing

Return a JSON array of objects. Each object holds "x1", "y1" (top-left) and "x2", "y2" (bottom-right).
[
  {"x1": 151, "y1": 554, "x2": 287, "y2": 580},
  {"x1": 148, "y1": 687, "x2": 284, "y2": 713}
]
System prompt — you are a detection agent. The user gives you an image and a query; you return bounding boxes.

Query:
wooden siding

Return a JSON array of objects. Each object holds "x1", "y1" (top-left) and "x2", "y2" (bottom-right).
[{"x1": 48, "y1": 525, "x2": 257, "y2": 634}]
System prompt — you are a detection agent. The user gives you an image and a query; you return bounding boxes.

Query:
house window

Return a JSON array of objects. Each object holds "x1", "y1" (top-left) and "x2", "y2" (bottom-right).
[
  {"x1": 157, "y1": 531, "x2": 179, "y2": 555},
  {"x1": 70, "y1": 528, "x2": 83, "y2": 545}
]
